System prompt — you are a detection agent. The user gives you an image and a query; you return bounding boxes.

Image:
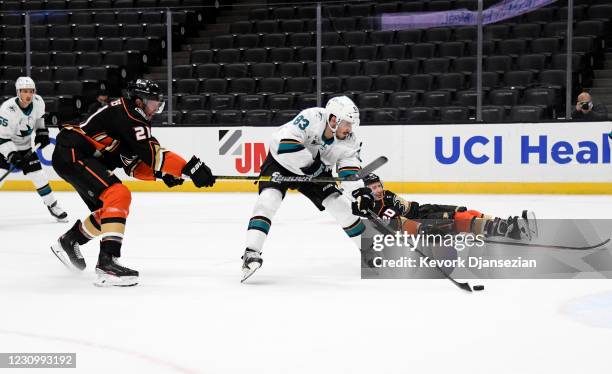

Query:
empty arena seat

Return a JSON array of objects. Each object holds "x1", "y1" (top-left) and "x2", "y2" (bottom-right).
[
  {"x1": 183, "y1": 110, "x2": 213, "y2": 125},
  {"x1": 403, "y1": 107, "x2": 435, "y2": 122},
  {"x1": 481, "y1": 105, "x2": 505, "y2": 122},
  {"x1": 510, "y1": 105, "x2": 544, "y2": 122},
  {"x1": 440, "y1": 106, "x2": 470, "y2": 122},
  {"x1": 245, "y1": 109, "x2": 272, "y2": 126},
  {"x1": 215, "y1": 110, "x2": 242, "y2": 125}
]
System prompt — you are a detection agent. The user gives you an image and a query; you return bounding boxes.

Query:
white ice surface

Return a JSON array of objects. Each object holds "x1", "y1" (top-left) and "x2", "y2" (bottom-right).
[{"x1": 0, "y1": 192, "x2": 611, "y2": 374}]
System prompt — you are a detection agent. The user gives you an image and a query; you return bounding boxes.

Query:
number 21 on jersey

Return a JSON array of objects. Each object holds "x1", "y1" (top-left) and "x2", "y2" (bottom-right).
[{"x1": 133, "y1": 126, "x2": 151, "y2": 141}]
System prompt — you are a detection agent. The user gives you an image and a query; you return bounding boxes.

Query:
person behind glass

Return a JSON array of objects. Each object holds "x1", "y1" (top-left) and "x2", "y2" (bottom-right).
[
  {"x1": 87, "y1": 89, "x2": 110, "y2": 117},
  {"x1": 572, "y1": 92, "x2": 608, "y2": 121}
]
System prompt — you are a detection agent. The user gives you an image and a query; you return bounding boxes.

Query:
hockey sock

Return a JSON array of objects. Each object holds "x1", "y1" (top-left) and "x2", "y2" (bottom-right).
[
  {"x1": 81, "y1": 211, "x2": 102, "y2": 239},
  {"x1": 322, "y1": 193, "x2": 365, "y2": 250},
  {"x1": 27, "y1": 169, "x2": 56, "y2": 206},
  {"x1": 98, "y1": 184, "x2": 131, "y2": 258},
  {"x1": 246, "y1": 188, "x2": 283, "y2": 252}
]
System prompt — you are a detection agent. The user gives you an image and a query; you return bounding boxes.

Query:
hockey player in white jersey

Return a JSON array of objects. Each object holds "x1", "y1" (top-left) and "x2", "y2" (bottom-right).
[
  {"x1": 242, "y1": 96, "x2": 365, "y2": 281},
  {"x1": 0, "y1": 77, "x2": 67, "y2": 221}
]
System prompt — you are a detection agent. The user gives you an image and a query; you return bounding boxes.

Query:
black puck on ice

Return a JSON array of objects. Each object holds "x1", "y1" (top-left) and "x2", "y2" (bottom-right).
[{"x1": 473, "y1": 285, "x2": 485, "y2": 291}]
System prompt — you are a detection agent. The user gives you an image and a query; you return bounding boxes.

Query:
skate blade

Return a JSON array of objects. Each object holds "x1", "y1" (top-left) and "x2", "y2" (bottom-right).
[
  {"x1": 50, "y1": 243, "x2": 84, "y2": 273},
  {"x1": 241, "y1": 263, "x2": 261, "y2": 283},
  {"x1": 55, "y1": 216, "x2": 69, "y2": 223},
  {"x1": 94, "y1": 270, "x2": 139, "y2": 287}
]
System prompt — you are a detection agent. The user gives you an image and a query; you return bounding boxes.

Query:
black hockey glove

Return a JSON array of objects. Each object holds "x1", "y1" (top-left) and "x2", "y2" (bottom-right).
[
  {"x1": 6, "y1": 151, "x2": 28, "y2": 169},
  {"x1": 34, "y1": 128, "x2": 50, "y2": 149},
  {"x1": 300, "y1": 151, "x2": 325, "y2": 177},
  {"x1": 183, "y1": 156, "x2": 216, "y2": 188},
  {"x1": 155, "y1": 171, "x2": 184, "y2": 188},
  {"x1": 351, "y1": 187, "x2": 374, "y2": 217}
]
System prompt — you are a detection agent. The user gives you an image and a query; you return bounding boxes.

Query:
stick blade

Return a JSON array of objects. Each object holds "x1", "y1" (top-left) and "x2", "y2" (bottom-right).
[
  {"x1": 457, "y1": 282, "x2": 473, "y2": 292},
  {"x1": 346, "y1": 156, "x2": 389, "y2": 181}
]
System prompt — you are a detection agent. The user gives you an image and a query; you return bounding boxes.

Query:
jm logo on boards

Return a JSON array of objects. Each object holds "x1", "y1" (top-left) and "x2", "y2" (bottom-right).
[{"x1": 218, "y1": 130, "x2": 267, "y2": 174}]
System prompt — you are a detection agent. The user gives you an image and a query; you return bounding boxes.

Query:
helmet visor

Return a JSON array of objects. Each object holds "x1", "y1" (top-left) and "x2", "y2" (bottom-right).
[{"x1": 145, "y1": 98, "x2": 165, "y2": 115}]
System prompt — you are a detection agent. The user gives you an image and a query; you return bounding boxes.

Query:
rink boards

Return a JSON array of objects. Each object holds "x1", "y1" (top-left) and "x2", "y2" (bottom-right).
[{"x1": 2, "y1": 121, "x2": 611, "y2": 194}]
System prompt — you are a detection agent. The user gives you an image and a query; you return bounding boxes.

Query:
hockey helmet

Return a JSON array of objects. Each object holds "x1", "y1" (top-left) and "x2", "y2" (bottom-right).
[
  {"x1": 126, "y1": 79, "x2": 165, "y2": 114},
  {"x1": 15, "y1": 76, "x2": 36, "y2": 96},
  {"x1": 325, "y1": 96, "x2": 360, "y2": 133},
  {"x1": 363, "y1": 173, "x2": 382, "y2": 187}
]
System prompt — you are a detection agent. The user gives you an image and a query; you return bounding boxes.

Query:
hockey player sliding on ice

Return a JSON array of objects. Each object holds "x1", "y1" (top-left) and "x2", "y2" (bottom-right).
[
  {"x1": 242, "y1": 96, "x2": 365, "y2": 282},
  {"x1": 351, "y1": 173, "x2": 536, "y2": 241},
  {"x1": 50, "y1": 79, "x2": 216, "y2": 287},
  {"x1": 0, "y1": 77, "x2": 68, "y2": 221}
]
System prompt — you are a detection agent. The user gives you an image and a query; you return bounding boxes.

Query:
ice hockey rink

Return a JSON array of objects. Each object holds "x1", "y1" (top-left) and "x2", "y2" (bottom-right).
[{"x1": 1, "y1": 191, "x2": 611, "y2": 373}]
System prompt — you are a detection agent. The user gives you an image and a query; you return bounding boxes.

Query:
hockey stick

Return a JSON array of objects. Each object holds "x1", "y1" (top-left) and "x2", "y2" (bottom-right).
[
  {"x1": 215, "y1": 156, "x2": 388, "y2": 183},
  {"x1": 365, "y1": 208, "x2": 474, "y2": 293},
  {"x1": 0, "y1": 143, "x2": 42, "y2": 184},
  {"x1": 484, "y1": 237, "x2": 611, "y2": 251}
]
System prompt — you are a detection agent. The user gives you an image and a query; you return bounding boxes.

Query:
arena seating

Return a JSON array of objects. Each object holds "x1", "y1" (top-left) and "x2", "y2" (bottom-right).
[
  {"x1": 0, "y1": 0, "x2": 209, "y2": 124},
  {"x1": 0, "y1": 0, "x2": 609, "y2": 125},
  {"x1": 179, "y1": 0, "x2": 609, "y2": 124}
]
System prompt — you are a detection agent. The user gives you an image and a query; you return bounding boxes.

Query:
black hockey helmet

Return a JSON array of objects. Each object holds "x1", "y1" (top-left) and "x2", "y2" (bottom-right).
[
  {"x1": 363, "y1": 173, "x2": 382, "y2": 186},
  {"x1": 125, "y1": 79, "x2": 164, "y2": 113}
]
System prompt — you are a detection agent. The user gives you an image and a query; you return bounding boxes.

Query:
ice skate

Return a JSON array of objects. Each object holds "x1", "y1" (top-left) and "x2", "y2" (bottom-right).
[
  {"x1": 50, "y1": 221, "x2": 86, "y2": 271},
  {"x1": 47, "y1": 201, "x2": 68, "y2": 222},
  {"x1": 241, "y1": 248, "x2": 263, "y2": 283},
  {"x1": 504, "y1": 213, "x2": 534, "y2": 241},
  {"x1": 522, "y1": 210, "x2": 538, "y2": 239},
  {"x1": 94, "y1": 252, "x2": 139, "y2": 287}
]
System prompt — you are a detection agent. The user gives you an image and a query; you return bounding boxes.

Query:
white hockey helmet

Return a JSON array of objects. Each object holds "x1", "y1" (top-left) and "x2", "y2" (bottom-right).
[
  {"x1": 325, "y1": 95, "x2": 360, "y2": 133},
  {"x1": 15, "y1": 76, "x2": 36, "y2": 96}
]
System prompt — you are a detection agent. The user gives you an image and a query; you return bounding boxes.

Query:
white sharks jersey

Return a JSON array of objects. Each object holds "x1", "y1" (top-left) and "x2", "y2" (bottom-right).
[
  {"x1": 269, "y1": 107, "x2": 362, "y2": 180},
  {"x1": 0, "y1": 95, "x2": 46, "y2": 157}
]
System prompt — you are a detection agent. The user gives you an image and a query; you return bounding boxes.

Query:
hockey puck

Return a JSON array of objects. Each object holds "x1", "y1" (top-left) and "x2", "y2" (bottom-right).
[{"x1": 473, "y1": 285, "x2": 485, "y2": 291}]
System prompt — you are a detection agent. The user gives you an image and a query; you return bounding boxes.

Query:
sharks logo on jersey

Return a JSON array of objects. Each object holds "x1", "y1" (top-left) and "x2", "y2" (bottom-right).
[{"x1": 0, "y1": 95, "x2": 46, "y2": 157}]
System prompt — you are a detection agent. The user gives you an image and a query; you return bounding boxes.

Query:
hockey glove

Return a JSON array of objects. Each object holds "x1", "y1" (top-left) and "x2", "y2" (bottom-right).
[
  {"x1": 351, "y1": 187, "x2": 374, "y2": 217},
  {"x1": 6, "y1": 151, "x2": 28, "y2": 170},
  {"x1": 34, "y1": 128, "x2": 51, "y2": 149},
  {"x1": 183, "y1": 156, "x2": 216, "y2": 188},
  {"x1": 155, "y1": 171, "x2": 184, "y2": 188},
  {"x1": 300, "y1": 151, "x2": 325, "y2": 177}
]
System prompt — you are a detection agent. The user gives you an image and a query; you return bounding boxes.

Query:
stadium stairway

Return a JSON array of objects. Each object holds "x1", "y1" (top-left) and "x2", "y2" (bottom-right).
[
  {"x1": 144, "y1": 1, "x2": 253, "y2": 82},
  {"x1": 591, "y1": 52, "x2": 612, "y2": 117}
]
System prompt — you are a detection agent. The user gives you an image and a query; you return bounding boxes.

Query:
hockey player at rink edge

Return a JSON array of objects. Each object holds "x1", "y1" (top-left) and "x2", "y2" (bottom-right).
[
  {"x1": 50, "y1": 79, "x2": 216, "y2": 287},
  {"x1": 352, "y1": 173, "x2": 536, "y2": 241},
  {"x1": 242, "y1": 96, "x2": 365, "y2": 282},
  {"x1": 0, "y1": 77, "x2": 68, "y2": 221}
]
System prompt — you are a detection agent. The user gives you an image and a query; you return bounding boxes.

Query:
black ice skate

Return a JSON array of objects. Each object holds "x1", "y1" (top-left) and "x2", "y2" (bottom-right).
[
  {"x1": 94, "y1": 252, "x2": 139, "y2": 287},
  {"x1": 241, "y1": 248, "x2": 263, "y2": 283},
  {"x1": 488, "y1": 211, "x2": 537, "y2": 241},
  {"x1": 47, "y1": 201, "x2": 68, "y2": 222},
  {"x1": 50, "y1": 221, "x2": 86, "y2": 271}
]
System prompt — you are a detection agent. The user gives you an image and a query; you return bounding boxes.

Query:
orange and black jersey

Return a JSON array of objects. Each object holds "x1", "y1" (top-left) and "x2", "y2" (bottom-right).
[
  {"x1": 58, "y1": 97, "x2": 186, "y2": 179},
  {"x1": 372, "y1": 190, "x2": 420, "y2": 220},
  {"x1": 372, "y1": 190, "x2": 463, "y2": 221}
]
